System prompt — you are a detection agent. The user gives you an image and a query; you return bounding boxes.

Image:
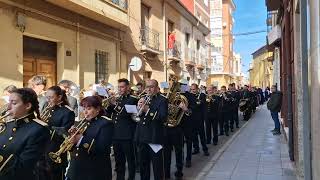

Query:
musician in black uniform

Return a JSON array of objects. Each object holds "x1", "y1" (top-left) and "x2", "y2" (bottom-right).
[
  {"x1": 107, "y1": 78, "x2": 138, "y2": 180},
  {"x1": 66, "y1": 96, "x2": 114, "y2": 180},
  {"x1": 189, "y1": 84, "x2": 209, "y2": 156},
  {"x1": 0, "y1": 88, "x2": 50, "y2": 180},
  {"x1": 42, "y1": 86, "x2": 75, "y2": 180},
  {"x1": 218, "y1": 86, "x2": 232, "y2": 136},
  {"x1": 205, "y1": 85, "x2": 220, "y2": 145},
  {"x1": 228, "y1": 83, "x2": 240, "y2": 131},
  {"x1": 163, "y1": 82, "x2": 191, "y2": 179},
  {"x1": 135, "y1": 79, "x2": 168, "y2": 180},
  {"x1": 241, "y1": 85, "x2": 253, "y2": 121}
]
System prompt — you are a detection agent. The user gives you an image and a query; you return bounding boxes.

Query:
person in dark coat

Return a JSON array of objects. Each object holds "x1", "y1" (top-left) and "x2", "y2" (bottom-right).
[
  {"x1": 205, "y1": 85, "x2": 220, "y2": 145},
  {"x1": 66, "y1": 96, "x2": 114, "y2": 180},
  {"x1": 0, "y1": 88, "x2": 50, "y2": 180},
  {"x1": 134, "y1": 79, "x2": 168, "y2": 180},
  {"x1": 41, "y1": 86, "x2": 75, "y2": 180},
  {"x1": 107, "y1": 78, "x2": 138, "y2": 180},
  {"x1": 267, "y1": 85, "x2": 283, "y2": 135}
]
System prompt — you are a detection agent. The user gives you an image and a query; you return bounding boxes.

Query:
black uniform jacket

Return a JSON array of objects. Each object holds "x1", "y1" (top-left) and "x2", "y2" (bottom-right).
[
  {"x1": 135, "y1": 93, "x2": 168, "y2": 145},
  {"x1": 186, "y1": 92, "x2": 206, "y2": 125},
  {"x1": 218, "y1": 92, "x2": 233, "y2": 113},
  {"x1": 0, "y1": 113, "x2": 50, "y2": 180},
  {"x1": 67, "y1": 116, "x2": 114, "y2": 180},
  {"x1": 46, "y1": 104, "x2": 75, "y2": 167},
  {"x1": 107, "y1": 94, "x2": 138, "y2": 141},
  {"x1": 205, "y1": 94, "x2": 221, "y2": 118}
]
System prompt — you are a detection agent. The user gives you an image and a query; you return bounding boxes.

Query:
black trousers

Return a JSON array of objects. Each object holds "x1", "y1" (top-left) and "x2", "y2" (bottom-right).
[
  {"x1": 113, "y1": 141, "x2": 136, "y2": 180},
  {"x1": 192, "y1": 120, "x2": 208, "y2": 152},
  {"x1": 205, "y1": 115, "x2": 219, "y2": 144},
  {"x1": 164, "y1": 127, "x2": 184, "y2": 178},
  {"x1": 138, "y1": 143, "x2": 164, "y2": 180},
  {"x1": 230, "y1": 108, "x2": 239, "y2": 129},
  {"x1": 219, "y1": 112, "x2": 231, "y2": 134},
  {"x1": 182, "y1": 126, "x2": 193, "y2": 162}
]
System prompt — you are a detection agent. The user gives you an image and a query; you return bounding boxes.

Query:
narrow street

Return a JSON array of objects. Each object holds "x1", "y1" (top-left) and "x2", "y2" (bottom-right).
[{"x1": 200, "y1": 105, "x2": 296, "y2": 180}]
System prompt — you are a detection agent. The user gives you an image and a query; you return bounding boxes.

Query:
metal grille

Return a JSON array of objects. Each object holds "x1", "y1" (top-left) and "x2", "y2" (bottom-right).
[
  {"x1": 109, "y1": 0, "x2": 128, "y2": 10},
  {"x1": 95, "y1": 50, "x2": 108, "y2": 84},
  {"x1": 140, "y1": 26, "x2": 160, "y2": 51}
]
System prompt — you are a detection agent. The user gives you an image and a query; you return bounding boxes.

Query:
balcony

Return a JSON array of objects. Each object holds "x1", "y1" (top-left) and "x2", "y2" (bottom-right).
[
  {"x1": 195, "y1": 52, "x2": 205, "y2": 71},
  {"x1": 168, "y1": 41, "x2": 181, "y2": 63},
  {"x1": 140, "y1": 26, "x2": 161, "y2": 55},
  {"x1": 46, "y1": 0, "x2": 128, "y2": 29},
  {"x1": 184, "y1": 48, "x2": 195, "y2": 68}
]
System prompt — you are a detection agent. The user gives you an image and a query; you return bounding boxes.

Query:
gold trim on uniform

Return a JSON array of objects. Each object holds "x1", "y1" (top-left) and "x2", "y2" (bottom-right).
[
  {"x1": 88, "y1": 139, "x2": 95, "y2": 153},
  {"x1": 83, "y1": 143, "x2": 89, "y2": 149},
  {"x1": 101, "y1": 116, "x2": 112, "y2": 121},
  {"x1": 32, "y1": 118, "x2": 48, "y2": 127}
]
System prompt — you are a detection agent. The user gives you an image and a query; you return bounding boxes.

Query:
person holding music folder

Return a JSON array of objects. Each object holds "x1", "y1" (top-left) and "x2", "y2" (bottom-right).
[
  {"x1": 106, "y1": 78, "x2": 138, "y2": 180},
  {"x1": 40, "y1": 86, "x2": 75, "y2": 180},
  {"x1": 134, "y1": 79, "x2": 168, "y2": 180},
  {"x1": 0, "y1": 88, "x2": 50, "y2": 180},
  {"x1": 66, "y1": 96, "x2": 114, "y2": 180}
]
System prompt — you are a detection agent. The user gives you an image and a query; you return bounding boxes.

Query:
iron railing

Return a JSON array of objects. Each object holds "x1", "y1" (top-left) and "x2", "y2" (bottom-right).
[
  {"x1": 108, "y1": 0, "x2": 128, "y2": 10},
  {"x1": 140, "y1": 26, "x2": 160, "y2": 51},
  {"x1": 184, "y1": 48, "x2": 195, "y2": 63}
]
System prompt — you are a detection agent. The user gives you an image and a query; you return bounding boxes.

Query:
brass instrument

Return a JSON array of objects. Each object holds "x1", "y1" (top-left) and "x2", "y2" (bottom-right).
[
  {"x1": 131, "y1": 95, "x2": 152, "y2": 122},
  {"x1": 0, "y1": 103, "x2": 9, "y2": 116},
  {"x1": 48, "y1": 118, "x2": 89, "y2": 163},
  {"x1": 196, "y1": 92, "x2": 201, "y2": 105},
  {"x1": 206, "y1": 94, "x2": 214, "y2": 103},
  {"x1": 165, "y1": 80, "x2": 189, "y2": 127},
  {"x1": 0, "y1": 112, "x2": 11, "y2": 134},
  {"x1": 40, "y1": 104, "x2": 54, "y2": 123},
  {"x1": 101, "y1": 93, "x2": 121, "y2": 109}
]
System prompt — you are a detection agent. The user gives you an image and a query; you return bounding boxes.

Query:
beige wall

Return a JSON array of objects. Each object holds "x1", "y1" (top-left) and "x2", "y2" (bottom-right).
[{"x1": 0, "y1": 1, "x2": 123, "y2": 92}]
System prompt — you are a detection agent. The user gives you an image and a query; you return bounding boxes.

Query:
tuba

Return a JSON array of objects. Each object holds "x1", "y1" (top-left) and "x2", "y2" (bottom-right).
[
  {"x1": 165, "y1": 80, "x2": 189, "y2": 127},
  {"x1": 48, "y1": 118, "x2": 89, "y2": 163}
]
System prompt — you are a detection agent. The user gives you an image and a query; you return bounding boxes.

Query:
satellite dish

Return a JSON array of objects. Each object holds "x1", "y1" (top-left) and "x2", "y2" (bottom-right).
[{"x1": 129, "y1": 56, "x2": 142, "y2": 72}]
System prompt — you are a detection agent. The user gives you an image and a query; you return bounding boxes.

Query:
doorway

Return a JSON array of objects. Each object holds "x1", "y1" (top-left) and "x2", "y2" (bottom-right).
[{"x1": 23, "y1": 36, "x2": 57, "y2": 88}]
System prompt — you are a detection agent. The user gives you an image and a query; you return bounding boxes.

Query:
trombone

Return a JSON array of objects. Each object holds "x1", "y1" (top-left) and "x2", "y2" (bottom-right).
[{"x1": 48, "y1": 118, "x2": 89, "y2": 163}]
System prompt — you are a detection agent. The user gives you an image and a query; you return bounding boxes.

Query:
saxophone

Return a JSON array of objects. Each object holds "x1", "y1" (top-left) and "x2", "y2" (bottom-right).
[
  {"x1": 165, "y1": 80, "x2": 189, "y2": 127},
  {"x1": 48, "y1": 118, "x2": 89, "y2": 163}
]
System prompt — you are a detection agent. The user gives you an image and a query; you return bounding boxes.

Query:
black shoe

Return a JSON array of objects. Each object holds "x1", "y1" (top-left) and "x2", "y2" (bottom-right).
[
  {"x1": 174, "y1": 171, "x2": 183, "y2": 179},
  {"x1": 236, "y1": 125, "x2": 239, "y2": 128},
  {"x1": 226, "y1": 133, "x2": 229, "y2": 136},
  {"x1": 206, "y1": 141, "x2": 211, "y2": 144},
  {"x1": 273, "y1": 130, "x2": 281, "y2": 136},
  {"x1": 185, "y1": 161, "x2": 191, "y2": 168},
  {"x1": 270, "y1": 129, "x2": 276, "y2": 132},
  {"x1": 204, "y1": 151, "x2": 210, "y2": 156},
  {"x1": 219, "y1": 133, "x2": 224, "y2": 136},
  {"x1": 230, "y1": 129, "x2": 234, "y2": 132},
  {"x1": 213, "y1": 142, "x2": 218, "y2": 146},
  {"x1": 192, "y1": 150, "x2": 199, "y2": 155}
]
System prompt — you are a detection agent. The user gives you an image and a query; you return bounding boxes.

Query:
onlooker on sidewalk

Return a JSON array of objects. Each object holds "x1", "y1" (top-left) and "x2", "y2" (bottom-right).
[{"x1": 267, "y1": 85, "x2": 283, "y2": 135}]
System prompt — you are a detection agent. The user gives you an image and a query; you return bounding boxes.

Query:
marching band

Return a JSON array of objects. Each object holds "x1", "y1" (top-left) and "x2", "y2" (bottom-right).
[{"x1": 0, "y1": 75, "x2": 260, "y2": 180}]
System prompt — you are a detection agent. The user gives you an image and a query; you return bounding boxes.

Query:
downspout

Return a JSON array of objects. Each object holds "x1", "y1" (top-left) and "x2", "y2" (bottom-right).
[
  {"x1": 300, "y1": 0, "x2": 312, "y2": 179},
  {"x1": 76, "y1": 22, "x2": 80, "y2": 86},
  {"x1": 284, "y1": 0, "x2": 294, "y2": 161},
  {"x1": 163, "y1": 0, "x2": 167, "y2": 82},
  {"x1": 117, "y1": 31, "x2": 121, "y2": 79}
]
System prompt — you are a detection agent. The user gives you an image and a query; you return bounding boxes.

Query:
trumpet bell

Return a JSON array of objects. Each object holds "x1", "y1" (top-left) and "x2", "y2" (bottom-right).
[{"x1": 48, "y1": 152, "x2": 62, "y2": 164}]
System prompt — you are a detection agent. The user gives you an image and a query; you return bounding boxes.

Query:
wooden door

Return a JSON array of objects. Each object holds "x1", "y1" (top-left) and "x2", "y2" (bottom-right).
[{"x1": 23, "y1": 58, "x2": 56, "y2": 88}]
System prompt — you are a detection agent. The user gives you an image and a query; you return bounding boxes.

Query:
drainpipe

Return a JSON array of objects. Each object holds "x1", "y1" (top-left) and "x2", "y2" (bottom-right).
[
  {"x1": 76, "y1": 22, "x2": 80, "y2": 86},
  {"x1": 284, "y1": 0, "x2": 294, "y2": 161},
  {"x1": 300, "y1": 0, "x2": 312, "y2": 178},
  {"x1": 162, "y1": 0, "x2": 167, "y2": 82}
]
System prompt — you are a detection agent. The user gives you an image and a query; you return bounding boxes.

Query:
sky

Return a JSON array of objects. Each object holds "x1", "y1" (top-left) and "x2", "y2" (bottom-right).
[{"x1": 233, "y1": 0, "x2": 267, "y2": 77}]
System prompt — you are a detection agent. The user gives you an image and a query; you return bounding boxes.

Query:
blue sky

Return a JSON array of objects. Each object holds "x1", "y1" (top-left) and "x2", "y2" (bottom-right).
[{"x1": 233, "y1": 0, "x2": 267, "y2": 77}]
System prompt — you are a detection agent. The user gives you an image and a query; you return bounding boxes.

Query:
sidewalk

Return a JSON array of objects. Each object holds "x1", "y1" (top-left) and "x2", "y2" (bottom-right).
[{"x1": 203, "y1": 105, "x2": 297, "y2": 180}]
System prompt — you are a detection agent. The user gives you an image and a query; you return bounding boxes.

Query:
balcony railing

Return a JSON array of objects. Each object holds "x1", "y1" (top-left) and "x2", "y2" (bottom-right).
[
  {"x1": 140, "y1": 26, "x2": 160, "y2": 53},
  {"x1": 184, "y1": 48, "x2": 195, "y2": 67},
  {"x1": 107, "y1": 0, "x2": 128, "y2": 11},
  {"x1": 168, "y1": 41, "x2": 181, "y2": 61}
]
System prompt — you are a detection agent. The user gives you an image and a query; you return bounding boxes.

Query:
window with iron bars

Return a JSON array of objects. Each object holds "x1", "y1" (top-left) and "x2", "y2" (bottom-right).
[{"x1": 95, "y1": 50, "x2": 109, "y2": 84}]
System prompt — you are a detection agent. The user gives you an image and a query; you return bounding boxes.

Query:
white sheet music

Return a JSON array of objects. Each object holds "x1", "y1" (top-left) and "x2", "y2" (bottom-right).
[
  {"x1": 148, "y1": 144, "x2": 163, "y2": 153},
  {"x1": 124, "y1": 105, "x2": 138, "y2": 114}
]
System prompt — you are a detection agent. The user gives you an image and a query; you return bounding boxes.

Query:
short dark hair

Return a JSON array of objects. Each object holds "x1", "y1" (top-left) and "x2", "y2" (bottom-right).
[
  {"x1": 221, "y1": 85, "x2": 226, "y2": 89},
  {"x1": 118, "y1": 78, "x2": 130, "y2": 85},
  {"x1": 191, "y1": 83, "x2": 198, "y2": 89},
  {"x1": 80, "y1": 96, "x2": 105, "y2": 116},
  {"x1": 3, "y1": 85, "x2": 17, "y2": 93}
]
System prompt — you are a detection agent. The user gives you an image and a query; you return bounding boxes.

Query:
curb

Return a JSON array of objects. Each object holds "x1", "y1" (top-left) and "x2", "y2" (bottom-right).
[{"x1": 194, "y1": 109, "x2": 259, "y2": 180}]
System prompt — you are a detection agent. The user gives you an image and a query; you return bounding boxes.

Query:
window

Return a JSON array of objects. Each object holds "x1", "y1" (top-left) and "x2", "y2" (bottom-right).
[
  {"x1": 95, "y1": 50, "x2": 108, "y2": 83},
  {"x1": 168, "y1": 21, "x2": 174, "y2": 33},
  {"x1": 144, "y1": 71, "x2": 152, "y2": 80},
  {"x1": 197, "y1": 40, "x2": 201, "y2": 50},
  {"x1": 185, "y1": 33, "x2": 190, "y2": 46},
  {"x1": 141, "y1": 4, "x2": 150, "y2": 28}
]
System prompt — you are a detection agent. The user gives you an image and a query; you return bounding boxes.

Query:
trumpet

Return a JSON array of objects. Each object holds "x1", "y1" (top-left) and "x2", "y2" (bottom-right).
[
  {"x1": 131, "y1": 95, "x2": 152, "y2": 122},
  {"x1": 206, "y1": 94, "x2": 214, "y2": 103},
  {"x1": 0, "y1": 112, "x2": 11, "y2": 134},
  {"x1": 196, "y1": 92, "x2": 201, "y2": 105},
  {"x1": 101, "y1": 93, "x2": 121, "y2": 109},
  {"x1": 48, "y1": 118, "x2": 89, "y2": 164}
]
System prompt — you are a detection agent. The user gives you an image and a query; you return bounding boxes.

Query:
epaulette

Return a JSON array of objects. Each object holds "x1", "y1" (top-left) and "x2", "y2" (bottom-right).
[
  {"x1": 101, "y1": 116, "x2": 112, "y2": 121},
  {"x1": 64, "y1": 105, "x2": 74, "y2": 112},
  {"x1": 160, "y1": 94, "x2": 167, "y2": 99},
  {"x1": 130, "y1": 95, "x2": 138, "y2": 99},
  {"x1": 32, "y1": 118, "x2": 48, "y2": 127}
]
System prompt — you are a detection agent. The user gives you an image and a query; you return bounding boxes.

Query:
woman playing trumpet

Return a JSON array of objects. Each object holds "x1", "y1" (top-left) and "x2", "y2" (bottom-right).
[
  {"x1": 66, "y1": 96, "x2": 114, "y2": 180},
  {"x1": 0, "y1": 88, "x2": 50, "y2": 180}
]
